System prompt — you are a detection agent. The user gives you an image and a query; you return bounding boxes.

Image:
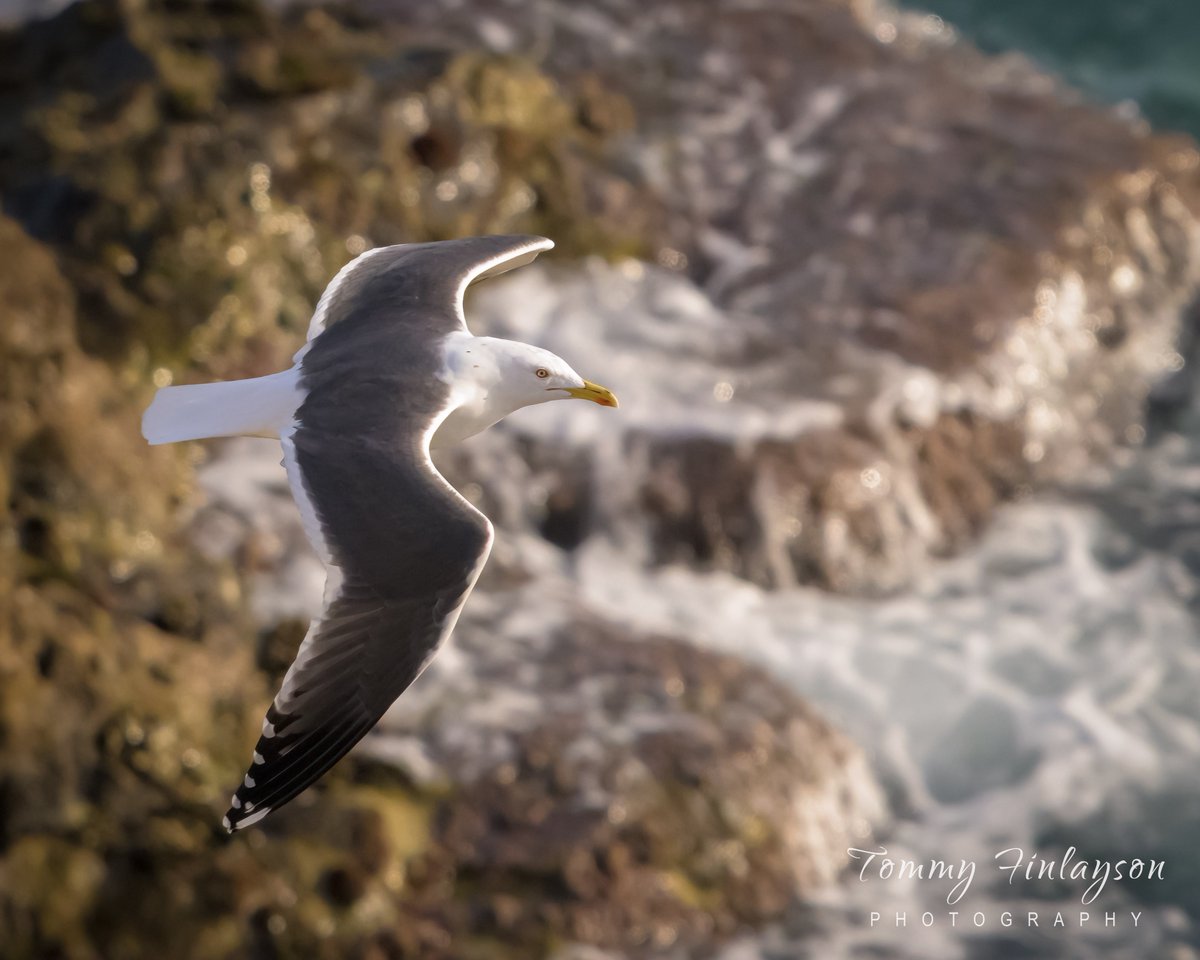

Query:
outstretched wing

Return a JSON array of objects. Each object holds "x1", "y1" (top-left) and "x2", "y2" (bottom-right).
[
  {"x1": 223, "y1": 419, "x2": 493, "y2": 830},
  {"x1": 296, "y1": 234, "x2": 553, "y2": 359}
]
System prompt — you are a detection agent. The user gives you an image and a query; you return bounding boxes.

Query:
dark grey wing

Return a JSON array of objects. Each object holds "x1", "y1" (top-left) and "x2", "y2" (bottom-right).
[
  {"x1": 298, "y1": 234, "x2": 553, "y2": 353},
  {"x1": 224, "y1": 428, "x2": 492, "y2": 832},
  {"x1": 224, "y1": 303, "x2": 495, "y2": 832}
]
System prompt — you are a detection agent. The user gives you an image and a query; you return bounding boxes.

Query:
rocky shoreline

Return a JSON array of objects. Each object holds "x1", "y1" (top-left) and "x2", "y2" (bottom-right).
[
  {"x1": 388, "y1": 0, "x2": 1200, "y2": 592},
  {"x1": 2, "y1": 0, "x2": 1199, "y2": 957}
]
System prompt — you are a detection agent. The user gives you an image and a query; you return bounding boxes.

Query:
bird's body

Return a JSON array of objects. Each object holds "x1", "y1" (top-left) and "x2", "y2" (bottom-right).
[{"x1": 141, "y1": 235, "x2": 616, "y2": 832}]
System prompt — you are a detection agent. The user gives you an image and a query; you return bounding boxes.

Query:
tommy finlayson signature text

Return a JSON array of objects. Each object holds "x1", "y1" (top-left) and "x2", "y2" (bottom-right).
[{"x1": 847, "y1": 846, "x2": 1165, "y2": 906}]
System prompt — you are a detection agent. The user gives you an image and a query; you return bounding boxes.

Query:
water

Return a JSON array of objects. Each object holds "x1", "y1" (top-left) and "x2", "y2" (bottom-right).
[{"x1": 913, "y1": 0, "x2": 1200, "y2": 138}]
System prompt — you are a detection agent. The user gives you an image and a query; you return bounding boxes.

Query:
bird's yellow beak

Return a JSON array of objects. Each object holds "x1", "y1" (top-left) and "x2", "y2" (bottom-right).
[{"x1": 564, "y1": 380, "x2": 619, "y2": 408}]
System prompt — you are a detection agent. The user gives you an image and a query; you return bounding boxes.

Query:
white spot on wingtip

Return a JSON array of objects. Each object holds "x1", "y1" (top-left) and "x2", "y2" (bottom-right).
[
  {"x1": 244, "y1": 773, "x2": 256, "y2": 788},
  {"x1": 222, "y1": 815, "x2": 232, "y2": 832},
  {"x1": 231, "y1": 796, "x2": 242, "y2": 809},
  {"x1": 262, "y1": 721, "x2": 276, "y2": 739},
  {"x1": 238, "y1": 806, "x2": 271, "y2": 829},
  {"x1": 245, "y1": 801, "x2": 255, "y2": 812},
  {"x1": 253, "y1": 751, "x2": 264, "y2": 764}
]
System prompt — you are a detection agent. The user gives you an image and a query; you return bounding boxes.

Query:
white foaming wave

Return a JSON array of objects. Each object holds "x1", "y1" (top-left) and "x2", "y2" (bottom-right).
[{"x1": 565, "y1": 490, "x2": 1200, "y2": 954}]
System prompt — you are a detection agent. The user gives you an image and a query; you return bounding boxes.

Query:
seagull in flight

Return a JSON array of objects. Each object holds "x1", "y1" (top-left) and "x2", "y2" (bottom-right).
[{"x1": 142, "y1": 235, "x2": 617, "y2": 831}]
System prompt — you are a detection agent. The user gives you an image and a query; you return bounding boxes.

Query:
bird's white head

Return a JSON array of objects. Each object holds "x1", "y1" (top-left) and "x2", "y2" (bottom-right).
[
  {"x1": 434, "y1": 334, "x2": 618, "y2": 448},
  {"x1": 460, "y1": 336, "x2": 618, "y2": 413}
]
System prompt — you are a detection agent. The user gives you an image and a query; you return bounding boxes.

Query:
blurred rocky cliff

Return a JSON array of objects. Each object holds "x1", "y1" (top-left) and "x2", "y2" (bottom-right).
[{"x1": 1, "y1": 0, "x2": 1198, "y2": 957}]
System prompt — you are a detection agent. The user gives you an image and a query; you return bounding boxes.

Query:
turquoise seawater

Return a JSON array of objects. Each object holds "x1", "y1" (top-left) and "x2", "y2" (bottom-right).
[{"x1": 912, "y1": 0, "x2": 1200, "y2": 138}]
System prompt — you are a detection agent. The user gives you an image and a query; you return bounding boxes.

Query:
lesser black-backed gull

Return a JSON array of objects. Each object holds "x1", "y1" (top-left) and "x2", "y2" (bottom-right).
[{"x1": 141, "y1": 235, "x2": 617, "y2": 832}]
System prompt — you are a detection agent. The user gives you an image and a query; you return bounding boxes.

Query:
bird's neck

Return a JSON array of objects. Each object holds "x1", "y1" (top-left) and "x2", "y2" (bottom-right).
[{"x1": 430, "y1": 334, "x2": 521, "y2": 449}]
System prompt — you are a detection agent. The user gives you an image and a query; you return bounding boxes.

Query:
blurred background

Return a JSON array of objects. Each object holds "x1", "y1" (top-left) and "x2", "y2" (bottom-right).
[{"x1": 3, "y1": 0, "x2": 1200, "y2": 958}]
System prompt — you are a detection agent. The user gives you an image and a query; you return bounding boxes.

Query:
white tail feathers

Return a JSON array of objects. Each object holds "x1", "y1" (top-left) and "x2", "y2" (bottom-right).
[{"x1": 142, "y1": 368, "x2": 304, "y2": 445}]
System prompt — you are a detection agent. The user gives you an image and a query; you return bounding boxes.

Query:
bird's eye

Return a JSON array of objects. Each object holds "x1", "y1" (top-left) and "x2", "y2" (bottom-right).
[{"x1": 535, "y1": 368, "x2": 550, "y2": 379}]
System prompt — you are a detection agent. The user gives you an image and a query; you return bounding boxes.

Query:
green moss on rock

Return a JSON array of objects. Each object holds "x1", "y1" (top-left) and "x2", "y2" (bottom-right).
[
  {"x1": 0, "y1": 0, "x2": 659, "y2": 383},
  {"x1": 0, "y1": 3, "x2": 880, "y2": 957},
  {"x1": 0, "y1": 215, "x2": 447, "y2": 960}
]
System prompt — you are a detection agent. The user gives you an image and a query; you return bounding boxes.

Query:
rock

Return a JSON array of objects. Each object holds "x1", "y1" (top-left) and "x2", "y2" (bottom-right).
[
  {"x1": 0, "y1": 213, "x2": 271, "y2": 959},
  {"x1": 383, "y1": 0, "x2": 1200, "y2": 592},
  {"x1": 0, "y1": 0, "x2": 657, "y2": 379},
  {"x1": 363, "y1": 595, "x2": 884, "y2": 955}
]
